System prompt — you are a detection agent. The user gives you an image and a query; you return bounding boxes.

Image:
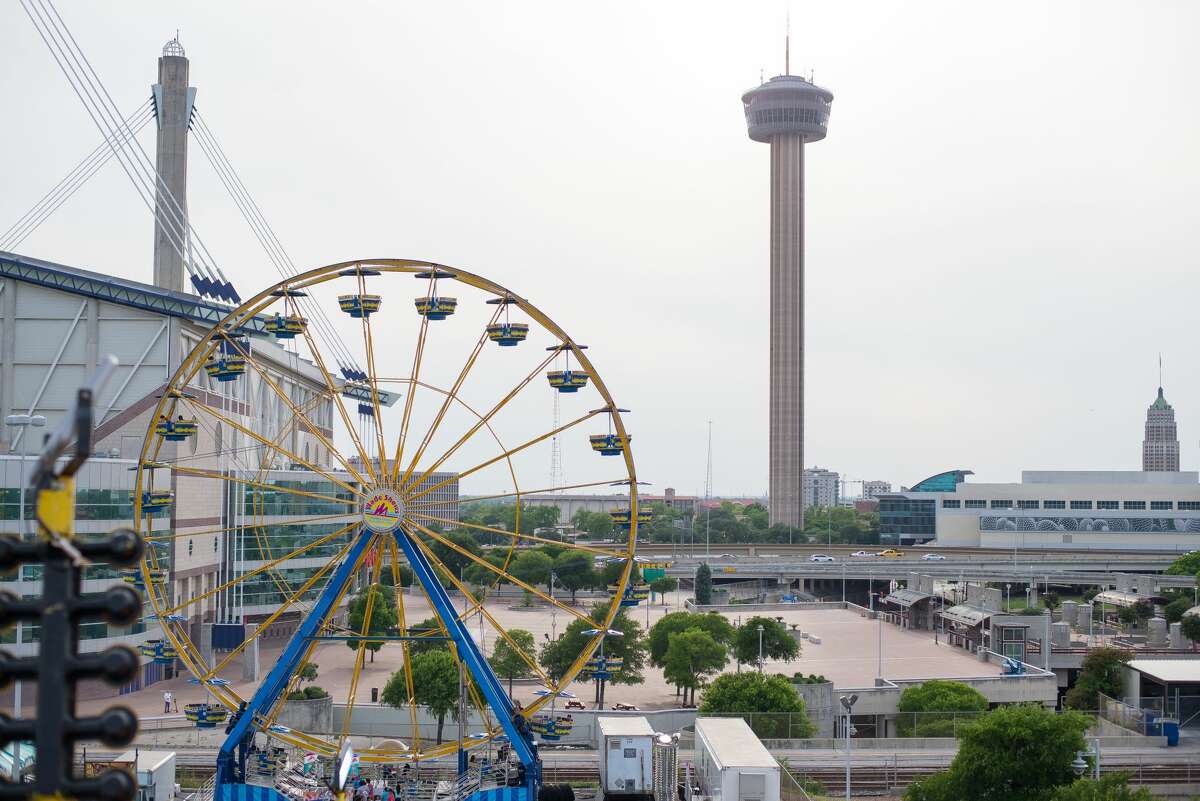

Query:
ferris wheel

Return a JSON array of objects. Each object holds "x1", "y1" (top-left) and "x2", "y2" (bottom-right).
[{"x1": 131, "y1": 259, "x2": 639, "y2": 781}]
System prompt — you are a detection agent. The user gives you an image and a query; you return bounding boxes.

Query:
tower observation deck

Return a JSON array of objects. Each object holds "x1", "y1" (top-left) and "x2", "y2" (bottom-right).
[{"x1": 742, "y1": 73, "x2": 833, "y2": 529}]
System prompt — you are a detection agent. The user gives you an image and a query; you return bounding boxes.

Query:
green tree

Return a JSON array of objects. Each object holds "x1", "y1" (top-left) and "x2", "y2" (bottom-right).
[
  {"x1": 896, "y1": 680, "x2": 988, "y2": 737},
  {"x1": 733, "y1": 616, "x2": 799, "y2": 668},
  {"x1": 1162, "y1": 596, "x2": 1192, "y2": 624},
  {"x1": 411, "y1": 650, "x2": 461, "y2": 744},
  {"x1": 552, "y1": 551, "x2": 596, "y2": 603},
  {"x1": 510, "y1": 550, "x2": 553, "y2": 589},
  {"x1": 428, "y1": 530, "x2": 482, "y2": 576},
  {"x1": 518, "y1": 504, "x2": 561, "y2": 533},
  {"x1": 572, "y1": 509, "x2": 615, "y2": 539},
  {"x1": 649, "y1": 576, "x2": 678, "y2": 603},
  {"x1": 539, "y1": 606, "x2": 647, "y2": 685},
  {"x1": 695, "y1": 562, "x2": 713, "y2": 605},
  {"x1": 1049, "y1": 773, "x2": 1153, "y2": 801},
  {"x1": 697, "y1": 672, "x2": 815, "y2": 739},
  {"x1": 408, "y1": 616, "x2": 450, "y2": 655},
  {"x1": 648, "y1": 612, "x2": 735, "y2": 668},
  {"x1": 297, "y1": 661, "x2": 318, "y2": 684},
  {"x1": 663, "y1": 628, "x2": 728, "y2": 706},
  {"x1": 489, "y1": 629, "x2": 536, "y2": 696},
  {"x1": 1181, "y1": 611, "x2": 1200, "y2": 650},
  {"x1": 1064, "y1": 648, "x2": 1133, "y2": 710},
  {"x1": 346, "y1": 584, "x2": 399, "y2": 662},
  {"x1": 1164, "y1": 551, "x2": 1200, "y2": 576},
  {"x1": 902, "y1": 705, "x2": 1091, "y2": 801}
]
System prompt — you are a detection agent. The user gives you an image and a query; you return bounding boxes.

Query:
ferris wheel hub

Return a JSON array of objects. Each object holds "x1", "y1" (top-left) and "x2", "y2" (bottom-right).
[{"x1": 362, "y1": 487, "x2": 405, "y2": 533}]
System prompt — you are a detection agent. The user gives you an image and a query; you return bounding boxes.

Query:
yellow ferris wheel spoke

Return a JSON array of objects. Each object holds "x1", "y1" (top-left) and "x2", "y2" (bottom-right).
[
  {"x1": 144, "y1": 512, "x2": 353, "y2": 542},
  {"x1": 298, "y1": 321, "x2": 378, "y2": 483},
  {"x1": 406, "y1": 511, "x2": 625, "y2": 559},
  {"x1": 355, "y1": 273, "x2": 390, "y2": 471},
  {"x1": 386, "y1": 536, "x2": 422, "y2": 751},
  {"x1": 403, "y1": 519, "x2": 590, "y2": 623},
  {"x1": 388, "y1": 313, "x2": 430, "y2": 484},
  {"x1": 158, "y1": 463, "x2": 355, "y2": 507},
  {"x1": 407, "y1": 409, "x2": 602, "y2": 504},
  {"x1": 341, "y1": 535, "x2": 383, "y2": 746},
  {"x1": 396, "y1": 303, "x2": 503, "y2": 489},
  {"x1": 404, "y1": 346, "x2": 560, "y2": 494},
  {"x1": 424, "y1": 478, "x2": 629, "y2": 506},
  {"x1": 181, "y1": 396, "x2": 362, "y2": 498}
]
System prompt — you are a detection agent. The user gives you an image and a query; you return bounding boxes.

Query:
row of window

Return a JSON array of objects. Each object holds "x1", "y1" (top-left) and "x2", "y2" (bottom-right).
[
  {"x1": 749, "y1": 107, "x2": 829, "y2": 127},
  {"x1": 943, "y1": 499, "x2": 1200, "y2": 511}
]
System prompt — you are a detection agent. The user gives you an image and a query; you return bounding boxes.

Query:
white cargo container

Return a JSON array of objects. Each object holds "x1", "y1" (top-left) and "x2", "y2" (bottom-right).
[
  {"x1": 115, "y1": 750, "x2": 176, "y2": 801},
  {"x1": 693, "y1": 718, "x2": 780, "y2": 801},
  {"x1": 597, "y1": 716, "x2": 655, "y2": 799}
]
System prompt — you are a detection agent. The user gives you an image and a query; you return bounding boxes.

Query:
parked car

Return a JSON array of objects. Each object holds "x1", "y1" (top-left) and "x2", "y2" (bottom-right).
[
  {"x1": 878, "y1": 549, "x2": 904, "y2": 558},
  {"x1": 849, "y1": 550, "x2": 877, "y2": 558},
  {"x1": 611, "y1": 702, "x2": 638, "y2": 711},
  {"x1": 921, "y1": 553, "x2": 947, "y2": 561},
  {"x1": 809, "y1": 553, "x2": 835, "y2": 562}
]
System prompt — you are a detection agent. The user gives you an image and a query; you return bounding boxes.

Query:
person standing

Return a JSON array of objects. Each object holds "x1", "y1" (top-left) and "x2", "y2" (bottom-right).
[{"x1": 163, "y1": 690, "x2": 173, "y2": 714}]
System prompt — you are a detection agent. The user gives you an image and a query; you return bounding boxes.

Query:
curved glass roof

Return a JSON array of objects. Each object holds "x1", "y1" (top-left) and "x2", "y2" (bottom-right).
[{"x1": 909, "y1": 469, "x2": 973, "y2": 493}]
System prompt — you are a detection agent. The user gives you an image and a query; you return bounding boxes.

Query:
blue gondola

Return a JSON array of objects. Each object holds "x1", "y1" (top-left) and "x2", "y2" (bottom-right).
[
  {"x1": 265, "y1": 313, "x2": 307, "y2": 339},
  {"x1": 529, "y1": 714, "x2": 574, "y2": 741},
  {"x1": 609, "y1": 509, "x2": 652, "y2": 530},
  {"x1": 415, "y1": 296, "x2": 457, "y2": 320},
  {"x1": 185, "y1": 702, "x2": 229, "y2": 729},
  {"x1": 339, "y1": 294, "x2": 382, "y2": 318},
  {"x1": 204, "y1": 355, "x2": 246, "y2": 382},
  {"x1": 608, "y1": 581, "x2": 650, "y2": 607},
  {"x1": 547, "y1": 370, "x2": 589, "y2": 393},
  {"x1": 155, "y1": 417, "x2": 198, "y2": 442},
  {"x1": 583, "y1": 655, "x2": 623, "y2": 680},
  {"x1": 486, "y1": 322, "x2": 529, "y2": 346},
  {"x1": 142, "y1": 490, "x2": 174, "y2": 509},
  {"x1": 257, "y1": 748, "x2": 286, "y2": 771},
  {"x1": 139, "y1": 639, "x2": 179, "y2": 664},
  {"x1": 589, "y1": 433, "x2": 629, "y2": 455}
]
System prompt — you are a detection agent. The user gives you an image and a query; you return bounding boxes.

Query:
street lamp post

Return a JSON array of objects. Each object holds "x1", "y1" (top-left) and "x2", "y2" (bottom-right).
[
  {"x1": 1072, "y1": 738, "x2": 1100, "y2": 780},
  {"x1": 1005, "y1": 583, "x2": 1011, "y2": 612},
  {"x1": 756, "y1": 624, "x2": 764, "y2": 673},
  {"x1": 4, "y1": 413, "x2": 45, "y2": 777},
  {"x1": 839, "y1": 694, "x2": 858, "y2": 801}
]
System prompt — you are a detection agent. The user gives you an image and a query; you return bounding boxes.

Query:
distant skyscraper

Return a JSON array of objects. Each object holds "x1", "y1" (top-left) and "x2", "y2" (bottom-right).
[
  {"x1": 742, "y1": 60, "x2": 833, "y2": 529},
  {"x1": 862, "y1": 480, "x2": 892, "y2": 501},
  {"x1": 1143, "y1": 386, "x2": 1180, "y2": 471},
  {"x1": 802, "y1": 466, "x2": 840, "y2": 509}
]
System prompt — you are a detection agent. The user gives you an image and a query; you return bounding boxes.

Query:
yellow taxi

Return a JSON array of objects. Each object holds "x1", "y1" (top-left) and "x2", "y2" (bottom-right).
[{"x1": 877, "y1": 549, "x2": 904, "y2": 558}]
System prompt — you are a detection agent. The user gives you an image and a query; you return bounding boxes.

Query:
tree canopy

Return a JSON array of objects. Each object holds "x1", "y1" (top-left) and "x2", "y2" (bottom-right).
[
  {"x1": 405, "y1": 650, "x2": 461, "y2": 744},
  {"x1": 551, "y1": 551, "x2": 597, "y2": 602},
  {"x1": 694, "y1": 563, "x2": 713, "y2": 605},
  {"x1": 407, "y1": 616, "x2": 450, "y2": 656},
  {"x1": 902, "y1": 705, "x2": 1092, "y2": 801},
  {"x1": 346, "y1": 584, "x2": 399, "y2": 662},
  {"x1": 697, "y1": 672, "x2": 815, "y2": 739},
  {"x1": 1064, "y1": 647, "x2": 1133, "y2": 710},
  {"x1": 648, "y1": 612, "x2": 735, "y2": 669},
  {"x1": 510, "y1": 550, "x2": 554, "y2": 589},
  {"x1": 1048, "y1": 773, "x2": 1153, "y2": 801},
  {"x1": 1164, "y1": 551, "x2": 1200, "y2": 576},
  {"x1": 733, "y1": 616, "x2": 800, "y2": 666},
  {"x1": 539, "y1": 606, "x2": 647, "y2": 685},
  {"x1": 663, "y1": 627, "x2": 727, "y2": 706},
  {"x1": 896, "y1": 680, "x2": 988, "y2": 737},
  {"x1": 489, "y1": 629, "x2": 536, "y2": 695}
]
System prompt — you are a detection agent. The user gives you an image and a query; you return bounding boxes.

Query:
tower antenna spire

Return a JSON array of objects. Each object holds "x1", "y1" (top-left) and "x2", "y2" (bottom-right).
[
  {"x1": 785, "y1": 8, "x2": 791, "y2": 75},
  {"x1": 1159, "y1": 352, "x2": 1163, "y2": 388}
]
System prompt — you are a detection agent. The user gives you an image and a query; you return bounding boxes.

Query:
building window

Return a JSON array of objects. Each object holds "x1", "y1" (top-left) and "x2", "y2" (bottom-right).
[
  {"x1": 990, "y1": 500, "x2": 1013, "y2": 509},
  {"x1": 1151, "y1": 501, "x2": 1173, "y2": 511},
  {"x1": 1178, "y1": 501, "x2": 1200, "y2": 511},
  {"x1": 965, "y1": 500, "x2": 986, "y2": 509},
  {"x1": 1070, "y1": 501, "x2": 1092, "y2": 510},
  {"x1": 1043, "y1": 500, "x2": 1066, "y2": 509},
  {"x1": 1097, "y1": 501, "x2": 1119, "y2": 510},
  {"x1": 1122, "y1": 501, "x2": 1146, "y2": 510},
  {"x1": 188, "y1": 539, "x2": 194, "y2": 556},
  {"x1": 1017, "y1": 500, "x2": 1039, "y2": 509},
  {"x1": 942, "y1": 499, "x2": 961, "y2": 508}
]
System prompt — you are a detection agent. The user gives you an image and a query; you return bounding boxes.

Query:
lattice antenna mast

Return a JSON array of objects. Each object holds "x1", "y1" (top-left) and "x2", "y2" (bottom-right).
[{"x1": 550, "y1": 387, "x2": 563, "y2": 491}]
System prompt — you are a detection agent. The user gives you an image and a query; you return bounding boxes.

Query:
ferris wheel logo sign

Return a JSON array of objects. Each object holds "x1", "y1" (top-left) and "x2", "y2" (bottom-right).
[{"x1": 362, "y1": 489, "x2": 404, "y2": 533}]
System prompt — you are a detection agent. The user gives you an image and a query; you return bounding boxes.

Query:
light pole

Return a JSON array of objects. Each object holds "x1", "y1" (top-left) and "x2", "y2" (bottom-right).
[
  {"x1": 1072, "y1": 738, "x2": 1100, "y2": 780},
  {"x1": 841, "y1": 561, "x2": 846, "y2": 604},
  {"x1": 756, "y1": 624, "x2": 765, "y2": 673},
  {"x1": 839, "y1": 693, "x2": 858, "y2": 800},
  {"x1": 1005, "y1": 583, "x2": 1011, "y2": 612},
  {"x1": 4, "y1": 412, "x2": 45, "y2": 776}
]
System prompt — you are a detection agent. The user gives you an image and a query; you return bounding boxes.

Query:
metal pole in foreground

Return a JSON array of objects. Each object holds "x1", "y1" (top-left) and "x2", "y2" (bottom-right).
[
  {"x1": 757, "y1": 624, "x2": 765, "y2": 673},
  {"x1": 840, "y1": 694, "x2": 858, "y2": 800}
]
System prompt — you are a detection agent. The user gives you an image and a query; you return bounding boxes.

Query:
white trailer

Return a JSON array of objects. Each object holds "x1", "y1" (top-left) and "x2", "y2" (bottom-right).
[
  {"x1": 693, "y1": 718, "x2": 780, "y2": 801},
  {"x1": 597, "y1": 716, "x2": 655, "y2": 799},
  {"x1": 115, "y1": 750, "x2": 176, "y2": 801}
]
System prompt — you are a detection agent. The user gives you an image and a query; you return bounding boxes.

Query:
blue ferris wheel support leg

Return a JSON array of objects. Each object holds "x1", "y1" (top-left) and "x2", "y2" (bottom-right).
[
  {"x1": 216, "y1": 529, "x2": 374, "y2": 788},
  {"x1": 392, "y1": 527, "x2": 541, "y2": 798}
]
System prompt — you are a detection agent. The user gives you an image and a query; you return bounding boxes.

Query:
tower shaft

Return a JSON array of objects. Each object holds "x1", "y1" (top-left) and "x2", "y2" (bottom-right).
[
  {"x1": 769, "y1": 133, "x2": 805, "y2": 528},
  {"x1": 152, "y1": 51, "x2": 192, "y2": 292}
]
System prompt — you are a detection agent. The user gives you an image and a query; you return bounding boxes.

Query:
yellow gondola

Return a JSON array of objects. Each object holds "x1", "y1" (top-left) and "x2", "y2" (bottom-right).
[
  {"x1": 204, "y1": 355, "x2": 246, "y2": 382},
  {"x1": 122, "y1": 568, "x2": 168, "y2": 589},
  {"x1": 414, "y1": 296, "x2": 458, "y2": 320},
  {"x1": 530, "y1": 714, "x2": 574, "y2": 740},
  {"x1": 141, "y1": 490, "x2": 174, "y2": 509},
  {"x1": 154, "y1": 417, "x2": 198, "y2": 442},
  {"x1": 338, "y1": 294, "x2": 382, "y2": 318},
  {"x1": 486, "y1": 322, "x2": 529, "y2": 346},
  {"x1": 584, "y1": 655, "x2": 623, "y2": 679},
  {"x1": 139, "y1": 639, "x2": 179, "y2": 665},
  {"x1": 609, "y1": 509, "x2": 653, "y2": 530},
  {"x1": 590, "y1": 433, "x2": 629, "y2": 456},
  {"x1": 265, "y1": 313, "x2": 308, "y2": 339},
  {"x1": 547, "y1": 370, "x2": 589, "y2": 393},
  {"x1": 184, "y1": 702, "x2": 229, "y2": 729}
]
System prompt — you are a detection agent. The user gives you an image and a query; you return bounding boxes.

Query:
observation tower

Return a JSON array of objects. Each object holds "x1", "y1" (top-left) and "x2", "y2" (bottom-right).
[{"x1": 741, "y1": 60, "x2": 833, "y2": 529}]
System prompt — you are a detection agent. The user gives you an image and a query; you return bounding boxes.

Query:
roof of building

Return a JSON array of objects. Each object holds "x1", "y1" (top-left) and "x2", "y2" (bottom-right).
[
  {"x1": 694, "y1": 717, "x2": 778, "y2": 770},
  {"x1": 1093, "y1": 590, "x2": 1158, "y2": 608},
  {"x1": 939, "y1": 604, "x2": 993, "y2": 627},
  {"x1": 907, "y1": 470, "x2": 973, "y2": 493},
  {"x1": 0, "y1": 250, "x2": 267, "y2": 333},
  {"x1": 597, "y1": 716, "x2": 654, "y2": 738},
  {"x1": 1127, "y1": 659, "x2": 1200, "y2": 684},
  {"x1": 882, "y1": 588, "x2": 932, "y2": 608},
  {"x1": 1151, "y1": 387, "x2": 1172, "y2": 411}
]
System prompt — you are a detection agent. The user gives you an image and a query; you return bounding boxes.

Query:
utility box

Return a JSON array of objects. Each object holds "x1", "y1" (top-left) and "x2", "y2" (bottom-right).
[
  {"x1": 598, "y1": 716, "x2": 655, "y2": 799},
  {"x1": 693, "y1": 718, "x2": 780, "y2": 801},
  {"x1": 115, "y1": 750, "x2": 177, "y2": 801}
]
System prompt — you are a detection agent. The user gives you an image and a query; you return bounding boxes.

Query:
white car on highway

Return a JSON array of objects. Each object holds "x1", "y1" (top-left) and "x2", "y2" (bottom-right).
[
  {"x1": 849, "y1": 550, "x2": 877, "y2": 558},
  {"x1": 809, "y1": 553, "x2": 835, "y2": 562},
  {"x1": 921, "y1": 553, "x2": 947, "y2": 561}
]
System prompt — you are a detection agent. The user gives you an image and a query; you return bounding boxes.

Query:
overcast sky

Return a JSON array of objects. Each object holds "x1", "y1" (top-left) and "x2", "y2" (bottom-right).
[{"x1": 2, "y1": 1, "x2": 1198, "y2": 497}]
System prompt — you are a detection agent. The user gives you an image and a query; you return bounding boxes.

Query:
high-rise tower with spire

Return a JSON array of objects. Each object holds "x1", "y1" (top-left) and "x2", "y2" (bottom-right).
[{"x1": 1142, "y1": 385, "x2": 1180, "y2": 471}]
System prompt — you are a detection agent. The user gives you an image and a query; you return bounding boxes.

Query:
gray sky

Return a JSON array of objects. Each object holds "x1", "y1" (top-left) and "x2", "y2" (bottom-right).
[{"x1": 2, "y1": 1, "x2": 1198, "y2": 497}]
